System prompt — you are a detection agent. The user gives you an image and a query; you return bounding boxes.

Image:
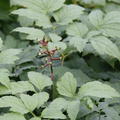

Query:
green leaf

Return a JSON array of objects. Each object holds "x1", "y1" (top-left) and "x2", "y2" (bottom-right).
[
  {"x1": 89, "y1": 10, "x2": 120, "y2": 38},
  {"x1": 90, "y1": 36, "x2": 120, "y2": 60},
  {"x1": 20, "y1": 92, "x2": 49, "y2": 111},
  {"x1": 11, "y1": 81, "x2": 35, "y2": 94},
  {"x1": 37, "y1": 92, "x2": 49, "y2": 108},
  {"x1": 49, "y1": 33, "x2": 62, "y2": 42},
  {"x1": 0, "y1": 96, "x2": 28, "y2": 114},
  {"x1": 48, "y1": 42, "x2": 67, "y2": 51},
  {"x1": 13, "y1": 27, "x2": 45, "y2": 41},
  {"x1": 57, "y1": 72, "x2": 77, "y2": 97},
  {"x1": 69, "y1": 37, "x2": 88, "y2": 52},
  {"x1": 0, "y1": 49, "x2": 21, "y2": 64},
  {"x1": 12, "y1": 9, "x2": 52, "y2": 28},
  {"x1": 67, "y1": 100, "x2": 80, "y2": 120},
  {"x1": 41, "y1": 98, "x2": 67, "y2": 119},
  {"x1": 0, "y1": 37, "x2": 3, "y2": 50},
  {"x1": 30, "y1": 117, "x2": 41, "y2": 120},
  {"x1": 66, "y1": 22, "x2": 88, "y2": 37},
  {"x1": 42, "y1": 108, "x2": 66, "y2": 119},
  {"x1": 0, "y1": 85, "x2": 10, "y2": 95},
  {"x1": 79, "y1": 0, "x2": 106, "y2": 6},
  {"x1": 108, "y1": 0, "x2": 120, "y2": 3},
  {"x1": 78, "y1": 81, "x2": 120, "y2": 98},
  {"x1": 11, "y1": 0, "x2": 65, "y2": 14},
  {"x1": 0, "y1": 69, "x2": 10, "y2": 88},
  {"x1": 20, "y1": 94, "x2": 38, "y2": 112},
  {"x1": 53, "y1": 5, "x2": 84, "y2": 25},
  {"x1": 28, "y1": 71, "x2": 52, "y2": 91},
  {"x1": 89, "y1": 10, "x2": 104, "y2": 28},
  {"x1": 0, "y1": 113, "x2": 26, "y2": 120}
]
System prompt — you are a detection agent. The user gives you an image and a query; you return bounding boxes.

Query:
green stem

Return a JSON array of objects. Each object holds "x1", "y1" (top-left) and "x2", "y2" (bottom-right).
[{"x1": 30, "y1": 111, "x2": 36, "y2": 117}]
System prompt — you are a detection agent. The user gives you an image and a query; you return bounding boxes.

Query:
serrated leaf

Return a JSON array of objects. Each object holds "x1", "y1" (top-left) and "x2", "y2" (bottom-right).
[
  {"x1": 78, "y1": 81, "x2": 120, "y2": 98},
  {"x1": 89, "y1": 10, "x2": 104, "y2": 28},
  {"x1": 48, "y1": 42, "x2": 67, "y2": 51},
  {"x1": 67, "y1": 100, "x2": 80, "y2": 120},
  {"x1": 53, "y1": 5, "x2": 84, "y2": 25},
  {"x1": 0, "y1": 69, "x2": 10, "y2": 88},
  {"x1": 69, "y1": 37, "x2": 88, "y2": 52},
  {"x1": 13, "y1": 27, "x2": 45, "y2": 41},
  {"x1": 0, "y1": 49, "x2": 21, "y2": 64},
  {"x1": 11, "y1": 81, "x2": 35, "y2": 94},
  {"x1": 12, "y1": 9, "x2": 52, "y2": 28},
  {"x1": 89, "y1": 10, "x2": 120, "y2": 38},
  {"x1": 28, "y1": 72, "x2": 52, "y2": 91},
  {"x1": 91, "y1": 36, "x2": 120, "y2": 60},
  {"x1": 0, "y1": 113, "x2": 26, "y2": 120},
  {"x1": 66, "y1": 22, "x2": 88, "y2": 37},
  {"x1": 41, "y1": 98, "x2": 67, "y2": 119},
  {"x1": 49, "y1": 33, "x2": 62, "y2": 42},
  {"x1": 11, "y1": 0, "x2": 65, "y2": 14},
  {"x1": 0, "y1": 96, "x2": 28, "y2": 114},
  {"x1": 57, "y1": 72, "x2": 77, "y2": 97}
]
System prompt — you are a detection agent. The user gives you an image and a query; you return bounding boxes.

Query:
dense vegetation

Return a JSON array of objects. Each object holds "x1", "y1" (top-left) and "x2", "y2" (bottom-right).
[{"x1": 0, "y1": 0, "x2": 120, "y2": 120}]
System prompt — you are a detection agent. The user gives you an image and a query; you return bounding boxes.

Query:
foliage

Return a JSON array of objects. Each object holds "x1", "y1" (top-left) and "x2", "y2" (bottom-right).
[{"x1": 0, "y1": 0, "x2": 120, "y2": 120}]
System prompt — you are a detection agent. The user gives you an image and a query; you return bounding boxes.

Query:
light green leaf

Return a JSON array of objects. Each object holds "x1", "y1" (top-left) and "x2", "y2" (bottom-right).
[
  {"x1": 20, "y1": 92, "x2": 49, "y2": 112},
  {"x1": 13, "y1": 27, "x2": 45, "y2": 41},
  {"x1": 69, "y1": 37, "x2": 88, "y2": 52},
  {"x1": 89, "y1": 10, "x2": 120, "y2": 38},
  {"x1": 57, "y1": 72, "x2": 77, "y2": 97},
  {"x1": 67, "y1": 100, "x2": 80, "y2": 120},
  {"x1": 47, "y1": 98, "x2": 68, "y2": 110},
  {"x1": 53, "y1": 5, "x2": 84, "y2": 25},
  {"x1": 28, "y1": 72, "x2": 52, "y2": 91},
  {"x1": 11, "y1": 0, "x2": 65, "y2": 14},
  {"x1": 89, "y1": 10, "x2": 104, "y2": 28},
  {"x1": 0, "y1": 37, "x2": 3, "y2": 50},
  {"x1": 0, "y1": 49, "x2": 21, "y2": 64},
  {"x1": 0, "y1": 113, "x2": 26, "y2": 120},
  {"x1": 42, "y1": 108, "x2": 66, "y2": 119},
  {"x1": 18, "y1": 16, "x2": 34, "y2": 27},
  {"x1": 20, "y1": 94, "x2": 38, "y2": 111},
  {"x1": 11, "y1": 81, "x2": 35, "y2": 94},
  {"x1": 4, "y1": 35, "x2": 18, "y2": 49},
  {"x1": 37, "y1": 92, "x2": 49, "y2": 108},
  {"x1": 66, "y1": 22, "x2": 88, "y2": 37},
  {"x1": 0, "y1": 85, "x2": 10, "y2": 95},
  {"x1": 48, "y1": 42, "x2": 67, "y2": 51},
  {"x1": 49, "y1": 33, "x2": 62, "y2": 42},
  {"x1": 79, "y1": 0, "x2": 106, "y2": 6},
  {"x1": 12, "y1": 9, "x2": 52, "y2": 28},
  {"x1": 0, "y1": 96, "x2": 28, "y2": 114},
  {"x1": 0, "y1": 69, "x2": 10, "y2": 88},
  {"x1": 78, "y1": 81, "x2": 120, "y2": 98},
  {"x1": 101, "y1": 11, "x2": 120, "y2": 38},
  {"x1": 41, "y1": 98, "x2": 67, "y2": 119},
  {"x1": 108, "y1": 0, "x2": 120, "y2": 3},
  {"x1": 30, "y1": 117, "x2": 41, "y2": 120},
  {"x1": 91, "y1": 36, "x2": 120, "y2": 60}
]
